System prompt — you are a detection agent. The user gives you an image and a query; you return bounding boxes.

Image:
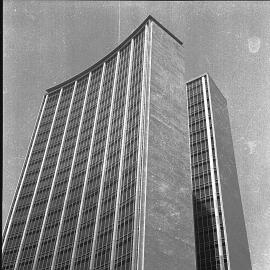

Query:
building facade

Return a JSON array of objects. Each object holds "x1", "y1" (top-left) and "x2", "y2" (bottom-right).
[
  {"x1": 3, "y1": 16, "x2": 195, "y2": 270},
  {"x1": 186, "y1": 74, "x2": 252, "y2": 270}
]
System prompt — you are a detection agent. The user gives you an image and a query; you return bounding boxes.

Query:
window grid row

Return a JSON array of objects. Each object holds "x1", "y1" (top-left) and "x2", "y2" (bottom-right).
[
  {"x1": 114, "y1": 29, "x2": 144, "y2": 270},
  {"x1": 187, "y1": 78, "x2": 221, "y2": 270},
  {"x1": 35, "y1": 80, "x2": 87, "y2": 270},
  {"x1": 2, "y1": 91, "x2": 61, "y2": 269},
  {"x1": 73, "y1": 56, "x2": 117, "y2": 270},
  {"x1": 93, "y1": 42, "x2": 131, "y2": 270}
]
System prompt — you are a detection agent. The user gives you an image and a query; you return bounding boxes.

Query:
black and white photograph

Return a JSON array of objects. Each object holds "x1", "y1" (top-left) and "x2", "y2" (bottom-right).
[{"x1": 3, "y1": 2, "x2": 270, "y2": 270}]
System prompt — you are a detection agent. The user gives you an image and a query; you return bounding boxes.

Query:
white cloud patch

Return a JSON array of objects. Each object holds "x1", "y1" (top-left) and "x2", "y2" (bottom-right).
[
  {"x1": 248, "y1": 37, "x2": 261, "y2": 54},
  {"x1": 245, "y1": 140, "x2": 257, "y2": 154}
]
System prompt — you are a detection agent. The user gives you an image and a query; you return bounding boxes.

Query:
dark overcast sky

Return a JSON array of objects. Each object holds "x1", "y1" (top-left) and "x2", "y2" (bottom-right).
[{"x1": 3, "y1": 1, "x2": 270, "y2": 269}]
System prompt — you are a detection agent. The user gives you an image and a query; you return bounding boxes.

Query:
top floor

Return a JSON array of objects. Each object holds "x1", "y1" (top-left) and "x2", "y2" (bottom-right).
[
  {"x1": 45, "y1": 15, "x2": 183, "y2": 95},
  {"x1": 186, "y1": 73, "x2": 227, "y2": 105}
]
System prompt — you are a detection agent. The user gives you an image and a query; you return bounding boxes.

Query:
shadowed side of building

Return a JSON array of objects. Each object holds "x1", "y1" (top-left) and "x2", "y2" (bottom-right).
[{"x1": 208, "y1": 75, "x2": 252, "y2": 270}]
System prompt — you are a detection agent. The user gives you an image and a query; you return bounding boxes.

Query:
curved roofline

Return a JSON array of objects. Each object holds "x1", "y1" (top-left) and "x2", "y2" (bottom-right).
[{"x1": 46, "y1": 15, "x2": 183, "y2": 94}]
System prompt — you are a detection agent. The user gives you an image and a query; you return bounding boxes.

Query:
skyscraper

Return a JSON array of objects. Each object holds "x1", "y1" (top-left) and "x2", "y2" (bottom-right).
[
  {"x1": 186, "y1": 74, "x2": 252, "y2": 270},
  {"x1": 3, "y1": 16, "x2": 195, "y2": 270},
  {"x1": 3, "y1": 16, "x2": 252, "y2": 270}
]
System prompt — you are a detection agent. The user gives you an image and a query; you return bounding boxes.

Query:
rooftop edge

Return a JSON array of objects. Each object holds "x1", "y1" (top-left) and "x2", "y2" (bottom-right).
[
  {"x1": 186, "y1": 73, "x2": 227, "y2": 103},
  {"x1": 46, "y1": 15, "x2": 184, "y2": 94}
]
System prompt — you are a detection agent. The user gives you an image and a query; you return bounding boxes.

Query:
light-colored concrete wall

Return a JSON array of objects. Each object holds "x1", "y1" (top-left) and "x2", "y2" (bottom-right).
[{"x1": 143, "y1": 21, "x2": 196, "y2": 270}]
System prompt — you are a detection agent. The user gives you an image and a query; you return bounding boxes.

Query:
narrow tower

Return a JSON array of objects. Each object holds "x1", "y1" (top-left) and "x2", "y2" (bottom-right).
[{"x1": 186, "y1": 74, "x2": 252, "y2": 270}]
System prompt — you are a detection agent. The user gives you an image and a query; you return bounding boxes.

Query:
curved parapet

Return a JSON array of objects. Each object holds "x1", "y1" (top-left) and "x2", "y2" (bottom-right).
[{"x1": 45, "y1": 15, "x2": 183, "y2": 95}]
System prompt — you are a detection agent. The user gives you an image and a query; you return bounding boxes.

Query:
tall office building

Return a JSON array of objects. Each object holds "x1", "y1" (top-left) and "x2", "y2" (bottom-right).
[
  {"x1": 3, "y1": 16, "x2": 195, "y2": 270},
  {"x1": 3, "y1": 16, "x2": 252, "y2": 270},
  {"x1": 186, "y1": 74, "x2": 252, "y2": 270}
]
